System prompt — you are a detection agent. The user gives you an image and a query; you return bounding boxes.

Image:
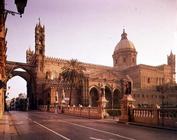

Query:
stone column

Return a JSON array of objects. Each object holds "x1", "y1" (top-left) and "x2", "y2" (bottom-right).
[{"x1": 0, "y1": 0, "x2": 6, "y2": 116}]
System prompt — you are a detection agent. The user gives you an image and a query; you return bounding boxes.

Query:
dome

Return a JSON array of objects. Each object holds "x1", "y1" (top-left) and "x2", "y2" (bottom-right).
[{"x1": 114, "y1": 29, "x2": 136, "y2": 52}]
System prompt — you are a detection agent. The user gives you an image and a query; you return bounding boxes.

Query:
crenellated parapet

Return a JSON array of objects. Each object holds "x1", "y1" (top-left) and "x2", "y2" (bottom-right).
[
  {"x1": 45, "y1": 56, "x2": 68, "y2": 63},
  {"x1": 44, "y1": 55, "x2": 113, "y2": 71}
]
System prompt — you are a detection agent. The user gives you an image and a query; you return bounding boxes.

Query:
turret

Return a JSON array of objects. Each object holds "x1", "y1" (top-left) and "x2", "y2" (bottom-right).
[{"x1": 26, "y1": 48, "x2": 34, "y2": 64}]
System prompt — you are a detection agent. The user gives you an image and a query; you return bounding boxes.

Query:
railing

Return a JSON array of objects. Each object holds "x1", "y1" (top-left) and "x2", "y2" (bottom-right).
[{"x1": 132, "y1": 108, "x2": 177, "y2": 128}]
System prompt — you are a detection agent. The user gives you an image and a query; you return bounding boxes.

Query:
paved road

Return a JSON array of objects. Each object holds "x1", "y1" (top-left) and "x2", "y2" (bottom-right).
[{"x1": 7, "y1": 111, "x2": 177, "y2": 140}]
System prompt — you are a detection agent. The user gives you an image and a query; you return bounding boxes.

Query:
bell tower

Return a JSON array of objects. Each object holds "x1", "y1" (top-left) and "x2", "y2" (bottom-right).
[
  {"x1": 35, "y1": 19, "x2": 45, "y2": 72},
  {"x1": 167, "y1": 51, "x2": 176, "y2": 83}
]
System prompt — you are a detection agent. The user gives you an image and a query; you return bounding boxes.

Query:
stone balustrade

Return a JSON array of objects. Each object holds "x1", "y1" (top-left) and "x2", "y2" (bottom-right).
[
  {"x1": 132, "y1": 108, "x2": 177, "y2": 128},
  {"x1": 63, "y1": 107, "x2": 102, "y2": 119},
  {"x1": 37, "y1": 105, "x2": 102, "y2": 119}
]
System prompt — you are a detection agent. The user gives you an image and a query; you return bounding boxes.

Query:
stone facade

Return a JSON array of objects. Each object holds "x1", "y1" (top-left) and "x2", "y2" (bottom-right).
[
  {"x1": 0, "y1": 0, "x2": 7, "y2": 115},
  {"x1": 25, "y1": 21, "x2": 176, "y2": 109}
]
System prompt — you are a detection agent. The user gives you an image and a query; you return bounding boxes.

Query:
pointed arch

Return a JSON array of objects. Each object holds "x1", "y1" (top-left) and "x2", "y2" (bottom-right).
[
  {"x1": 105, "y1": 86, "x2": 113, "y2": 109},
  {"x1": 112, "y1": 88, "x2": 122, "y2": 109},
  {"x1": 89, "y1": 86, "x2": 100, "y2": 107}
]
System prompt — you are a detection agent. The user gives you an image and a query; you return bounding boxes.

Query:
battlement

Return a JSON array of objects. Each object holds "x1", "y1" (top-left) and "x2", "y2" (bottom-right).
[
  {"x1": 80, "y1": 61, "x2": 113, "y2": 70},
  {"x1": 45, "y1": 56, "x2": 68, "y2": 63},
  {"x1": 45, "y1": 55, "x2": 113, "y2": 71}
]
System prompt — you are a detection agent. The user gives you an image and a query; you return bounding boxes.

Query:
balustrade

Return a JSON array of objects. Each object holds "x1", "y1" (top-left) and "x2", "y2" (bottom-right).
[{"x1": 132, "y1": 108, "x2": 177, "y2": 128}]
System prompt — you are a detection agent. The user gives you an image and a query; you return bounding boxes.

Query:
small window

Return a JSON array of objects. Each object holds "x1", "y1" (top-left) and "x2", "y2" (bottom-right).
[
  {"x1": 55, "y1": 96, "x2": 58, "y2": 102},
  {"x1": 132, "y1": 57, "x2": 135, "y2": 63},
  {"x1": 40, "y1": 49, "x2": 43, "y2": 55},
  {"x1": 147, "y1": 77, "x2": 150, "y2": 83},
  {"x1": 115, "y1": 59, "x2": 117, "y2": 64}
]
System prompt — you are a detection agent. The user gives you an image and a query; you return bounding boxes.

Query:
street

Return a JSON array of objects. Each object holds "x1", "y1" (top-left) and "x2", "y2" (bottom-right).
[{"x1": 3, "y1": 111, "x2": 177, "y2": 140}]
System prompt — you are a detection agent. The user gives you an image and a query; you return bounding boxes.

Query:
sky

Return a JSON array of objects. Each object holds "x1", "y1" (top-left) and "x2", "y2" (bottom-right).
[{"x1": 5, "y1": 0, "x2": 177, "y2": 99}]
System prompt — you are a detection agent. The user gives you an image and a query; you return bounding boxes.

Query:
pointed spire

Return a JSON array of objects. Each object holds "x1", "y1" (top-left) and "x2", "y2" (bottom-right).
[
  {"x1": 170, "y1": 50, "x2": 173, "y2": 55},
  {"x1": 121, "y1": 28, "x2": 127, "y2": 40},
  {"x1": 38, "y1": 17, "x2": 41, "y2": 25}
]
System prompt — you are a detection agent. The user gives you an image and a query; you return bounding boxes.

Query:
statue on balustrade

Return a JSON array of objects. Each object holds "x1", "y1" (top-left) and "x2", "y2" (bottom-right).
[{"x1": 120, "y1": 79, "x2": 132, "y2": 95}]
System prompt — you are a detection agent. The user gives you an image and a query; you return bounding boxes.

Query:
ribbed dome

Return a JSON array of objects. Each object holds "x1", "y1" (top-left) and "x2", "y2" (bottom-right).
[{"x1": 114, "y1": 29, "x2": 136, "y2": 52}]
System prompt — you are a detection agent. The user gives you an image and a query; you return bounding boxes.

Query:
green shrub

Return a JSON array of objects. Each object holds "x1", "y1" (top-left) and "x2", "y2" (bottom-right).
[{"x1": 106, "y1": 109, "x2": 121, "y2": 116}]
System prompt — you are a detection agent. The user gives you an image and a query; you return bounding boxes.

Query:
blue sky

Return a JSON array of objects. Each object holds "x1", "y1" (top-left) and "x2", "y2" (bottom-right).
[{"x1": 5, "y1": 0, "x2": 177, "y2": 99}]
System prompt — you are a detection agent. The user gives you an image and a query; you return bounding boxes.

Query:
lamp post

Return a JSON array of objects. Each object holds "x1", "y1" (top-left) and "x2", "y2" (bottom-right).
[
  {"x1": 79, "y1": 104, "x2": 83, "y2": 116},
  {"x1": 88, "y1": 104, "x2": 91, "y2": 119},
  {"x1": 0, "y1": 0, "x2": 28, "y2": 17},
  {"x1": 0, "y1": 0, "x2": 28, "y2": 116}
]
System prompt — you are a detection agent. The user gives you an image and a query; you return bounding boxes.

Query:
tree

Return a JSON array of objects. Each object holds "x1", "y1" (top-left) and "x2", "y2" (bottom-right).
[{"x1": 60, "y1": 59, "x2": 86, "y2": 105}]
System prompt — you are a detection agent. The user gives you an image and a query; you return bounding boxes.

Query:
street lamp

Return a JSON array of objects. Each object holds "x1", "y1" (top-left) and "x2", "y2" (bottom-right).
[
  {"x1": 88, "y1": 104, "x2": 91, "y2": 119},
  {"x1": 79, "y1": 104, "x2": 83, "y2": 116},
  {"x1": 15, "y1": 0, "x2": 28, "y2": 16},
  {"x1": 0, "y1": 0, "x2": 28, "y2": 17}
]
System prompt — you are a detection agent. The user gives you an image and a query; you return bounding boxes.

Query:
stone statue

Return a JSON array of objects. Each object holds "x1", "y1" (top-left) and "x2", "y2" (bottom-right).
[
  {"x1": 121, "y1": 79, "x2": 132, "y2": 95},
  {"x1": 125, "y1": 81, "x2": 132, "y2": 95}
]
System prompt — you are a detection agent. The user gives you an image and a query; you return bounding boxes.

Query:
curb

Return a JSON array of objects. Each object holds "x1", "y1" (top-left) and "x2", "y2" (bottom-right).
[{"x1": 117, "y1": 121, "x2": 177, "y2": 131}]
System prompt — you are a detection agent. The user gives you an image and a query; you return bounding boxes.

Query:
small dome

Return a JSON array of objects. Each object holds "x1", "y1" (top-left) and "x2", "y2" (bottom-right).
[{"x1": 114, "y1": 29, "x2": 136, "y2": 52}]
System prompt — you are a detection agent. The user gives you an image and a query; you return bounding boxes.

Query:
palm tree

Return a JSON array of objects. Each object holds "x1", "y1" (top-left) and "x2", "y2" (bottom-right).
[{"x1": 60, "y1": 59, "x2": 86, "y2": 105}]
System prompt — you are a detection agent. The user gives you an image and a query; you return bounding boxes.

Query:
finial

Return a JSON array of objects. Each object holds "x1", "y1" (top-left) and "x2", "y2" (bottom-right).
[
  {"x1": 123, "y1": 28, "x2": 125, "y2": 33},
  {"x1": 38, "y1": 18, "x2": 41, "y2": 24},
  {"x1": 121, "y1": 27, "x2": 127, "y2": 40},
  {"x1": 123, "y1": 26, "x2": 125, "y2": 33},
  {"x1": 170, "y1": 50, "x2": 173, "y2": 55}
]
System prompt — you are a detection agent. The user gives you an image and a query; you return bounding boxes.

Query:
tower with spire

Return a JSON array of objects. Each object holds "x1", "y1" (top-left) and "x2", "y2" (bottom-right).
[
  {"x1": 35, "y1": 18, "x2": 45, "y2": 73},
  {"x1": 167, "y1": 51, "x2": 176, "y2": 83}
]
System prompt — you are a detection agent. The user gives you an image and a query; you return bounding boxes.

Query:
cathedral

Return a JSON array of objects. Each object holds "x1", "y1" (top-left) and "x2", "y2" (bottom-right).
[{"x1": 26, "y1": 21, "x2": 177, "y2": 109}]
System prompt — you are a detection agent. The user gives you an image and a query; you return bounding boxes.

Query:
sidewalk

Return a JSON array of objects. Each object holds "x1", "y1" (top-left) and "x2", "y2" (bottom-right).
[
  {"x1": 127, "y1": 121, "x2": 177, "y2": 131},
  {"x1": 99, "y1": 116, "x2": 177, "y2": 131},
  {"x1": 0, "y1": 112, "x2": 18, "y2": 140}
]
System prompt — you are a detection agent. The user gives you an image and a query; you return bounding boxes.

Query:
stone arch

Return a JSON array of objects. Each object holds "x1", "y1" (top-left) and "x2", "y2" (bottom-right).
[
  {"x1": 7, "y1": 67, "x2": 36, "y2": 110},
  {"x1": 89, "y1": 86, "x2": 100, "y2": 107},
  {"x1": 112, "y1": 88, "x2": 122, "y2": 109},
  {"x1": 105, "y1": 86, "x2": 113, "y2": 109},
  {"x1": 46, "y1": 71, "x2": 52, "y2": 80}
]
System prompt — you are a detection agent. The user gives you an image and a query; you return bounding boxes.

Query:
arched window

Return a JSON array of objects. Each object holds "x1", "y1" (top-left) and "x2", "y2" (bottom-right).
[
  {"x1": 46, "y1": 71, "x2": 51, "y2": 79},
  {"x1": 89, "y1": 87, "x2": 99, "y2": 107}
]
